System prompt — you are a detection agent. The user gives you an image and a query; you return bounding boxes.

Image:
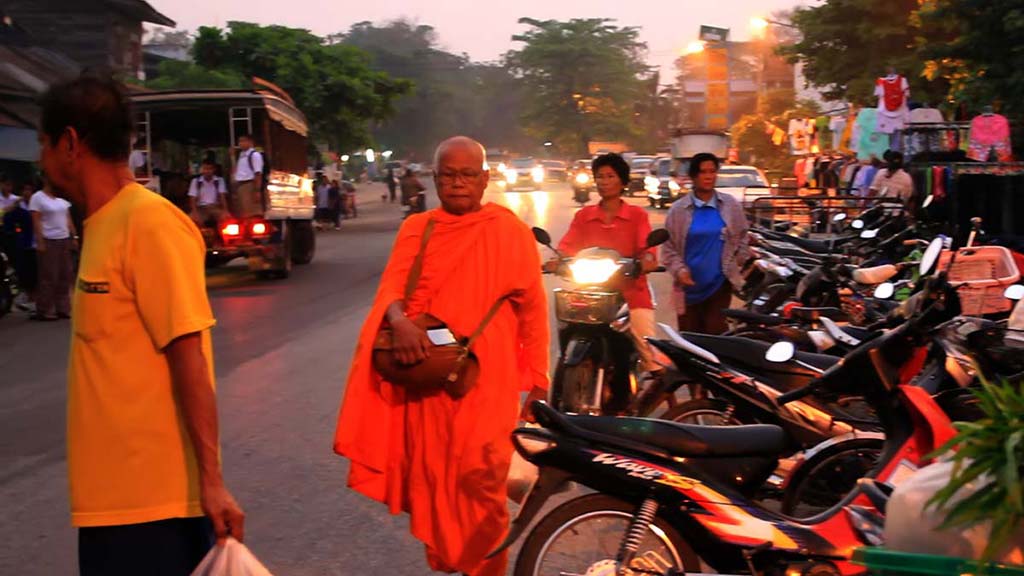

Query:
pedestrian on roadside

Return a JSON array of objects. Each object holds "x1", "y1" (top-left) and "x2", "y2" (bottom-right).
[
  {"x1": 187, "y1": 159, "x2": 229, "y2": 228},
  {"x1": 399, "y1": 168, "x2": 426, "y2": 216},
  {"x1": 328, "y1": 179, "x2": 343, "y2": 230},
  {"x1": 2, "y1": 181, "x2": 38, "y2": 312},
  {"x1": 233, "y1": 134, "x2": 264, "y2": 217},
  {"x1": 334, "y1": 136, "x2": 550, "y2": 576},
  {"x1": 662, "y1": 152, "x2": 750, "y2": 335},
  {"x1": 29, "y1": 180, "x2": 77, "y2": 321},
  {"x1": 0, "y1": 174, "x2": 18, "y2": 212},
  {"x1": 342, "y1": 179, "x2": 358, "y2": 219},
  {"x1": 386, "y1": 166, "x2": 397, "y2": 203},
  {"x1": 38, "y1": 75, "x2": 244, "y2": 576},
  {"x1": 314, "y1": 174, "x2": 331, "y2": 228}
]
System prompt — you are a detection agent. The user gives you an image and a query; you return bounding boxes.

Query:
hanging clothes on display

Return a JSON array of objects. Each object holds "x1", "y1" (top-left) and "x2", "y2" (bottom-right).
[
  {"x1": 794, "y1": 157, "x2": 808, "y2": 187},
  {"x1": 829, "y1": 115, "x2": 847, "y2": 151},
  {"x1": 967, "y1": 112, "x2": 1012, "y2": 162},
  {"x1": 875, "y1": 74, "x2": 910, "y2": 134},
  {"x1": 789, "y1": 118, "x2": 814, "y2": 155},
  {"x1": 855, "y1": 108, "x2": 888, "y2": 160}
]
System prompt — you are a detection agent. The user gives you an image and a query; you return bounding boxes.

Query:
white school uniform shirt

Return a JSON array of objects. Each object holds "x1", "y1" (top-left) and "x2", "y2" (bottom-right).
[
  {"x1": 235, "y1": 149, "x2": 264, "y2": 182},
  {"x1": 28, "y1": 190, "x2": 72, "y2": 240},
  {"x1": 188, "y1": 175, "x2": 228, "y2": 206}
]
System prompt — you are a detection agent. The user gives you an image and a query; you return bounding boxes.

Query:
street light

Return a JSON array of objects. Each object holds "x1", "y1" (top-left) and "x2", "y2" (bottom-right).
[
  {"x1": 341, "y1": 154, "x2": 350, "y2": 162},
  {"x1": 684, "y1": 40, "x2": 706, "y2": 55},
  {"x1": 750, "y1": 17, "x2": 769, "y2": 38},
  {"x1": 365, "y1": 148, "x2": 375, "y2": 163},
  {"x1": 543, "y1": 141, "x2": 553, "y2": 147},
  {"x1": 382, "y1": 150, "x2": 393, "y2": 159}
]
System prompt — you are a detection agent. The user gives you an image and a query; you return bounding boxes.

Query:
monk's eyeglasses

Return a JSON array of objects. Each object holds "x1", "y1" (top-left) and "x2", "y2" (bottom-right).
[{"x1": 437, "y1": 170, "x2": 483, "y2": 183}]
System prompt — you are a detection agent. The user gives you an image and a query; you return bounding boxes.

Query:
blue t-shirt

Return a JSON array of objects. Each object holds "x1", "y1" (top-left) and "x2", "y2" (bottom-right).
[{"x1": 684, "y1": 199, "x2": 726, "y2": 304}]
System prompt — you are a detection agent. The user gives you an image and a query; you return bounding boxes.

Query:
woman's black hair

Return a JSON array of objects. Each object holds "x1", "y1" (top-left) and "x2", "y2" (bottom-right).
[
  {"x1": 591, "y1": 153, "x2": 630, "y2": 187},
  {"x1": 687, "y1": 153, "x2": 720, "y2": 179}
]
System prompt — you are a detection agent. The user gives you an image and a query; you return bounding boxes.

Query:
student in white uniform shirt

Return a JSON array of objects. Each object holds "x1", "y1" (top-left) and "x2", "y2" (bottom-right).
[
  {"x1": 29, "y1": 181, "x2": 77, "y2": 321},
  {"x1": 188, "y1": 159, "x2": 229, "y2": 226},
  {"x1": 233, "y1": 134, "x2": 264, "y2": 217},
  {"x1": 0, "y1": 175, "x2": 18, "y2": 212}
]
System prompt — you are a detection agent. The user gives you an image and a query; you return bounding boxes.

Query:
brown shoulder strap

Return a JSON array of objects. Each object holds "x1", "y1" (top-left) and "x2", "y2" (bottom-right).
[
  {"x1": 404, "y1": 218, "x2": 435, "y2": 300},
  {"x1": 465, "y1": 294, "x2": 511, "y2": 348}
]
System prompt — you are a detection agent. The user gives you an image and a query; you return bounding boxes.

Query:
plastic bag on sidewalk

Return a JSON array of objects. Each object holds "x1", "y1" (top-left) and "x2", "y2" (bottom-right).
[
  {"x1": 507, "y1": 423, "x2": 540, "y2": 504},
  {"x1": 191, "y1": 538, "x2": 274, "y2": 576}
]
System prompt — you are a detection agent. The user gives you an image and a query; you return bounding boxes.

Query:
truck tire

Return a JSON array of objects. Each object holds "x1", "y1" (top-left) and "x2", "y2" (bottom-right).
[
  {"x1": 258, "y1": 222, "x2": 292, "y2": 280},
  {"x1": 290, "y1": 220, "x2": 316, "y2": 265}
]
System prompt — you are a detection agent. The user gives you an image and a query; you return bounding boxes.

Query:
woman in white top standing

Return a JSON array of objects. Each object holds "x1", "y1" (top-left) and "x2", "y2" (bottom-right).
[{"x1": 29, "y1": 181, "x2": 77, "y2": 321}]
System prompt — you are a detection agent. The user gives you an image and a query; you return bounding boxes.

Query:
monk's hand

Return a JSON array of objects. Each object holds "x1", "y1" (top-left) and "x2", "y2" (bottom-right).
[
  {"x1": 521, "y1": 386, "x2": 548, "y2": 423},
  {"x1": 391, "y1": 316, "x2": 431, "y2": 365}
]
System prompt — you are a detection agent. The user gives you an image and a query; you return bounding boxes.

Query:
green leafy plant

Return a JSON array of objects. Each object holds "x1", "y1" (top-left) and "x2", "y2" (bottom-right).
[{"x1": 927, "y1": 377, "x2": 1024, "y2": 561}]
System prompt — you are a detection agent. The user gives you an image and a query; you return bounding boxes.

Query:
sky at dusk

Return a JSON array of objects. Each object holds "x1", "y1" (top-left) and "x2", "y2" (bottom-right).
[{"x1": 151, "y1": 0, "x2": 809, "y2": 78}]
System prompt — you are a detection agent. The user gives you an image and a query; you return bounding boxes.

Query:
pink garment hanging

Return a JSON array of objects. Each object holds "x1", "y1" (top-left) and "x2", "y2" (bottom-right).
[{"x1": 967, "y1": 114, "x2": 1012, "y2": 162}]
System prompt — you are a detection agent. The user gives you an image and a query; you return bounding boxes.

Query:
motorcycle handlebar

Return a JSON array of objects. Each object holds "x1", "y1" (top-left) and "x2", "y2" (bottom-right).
[{"x1": 776, "y1": 383, "x2": 818, "y2": 405}]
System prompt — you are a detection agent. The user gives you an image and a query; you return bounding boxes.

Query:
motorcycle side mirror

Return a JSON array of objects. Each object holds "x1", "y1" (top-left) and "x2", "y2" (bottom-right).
[
  {"x1": 833, "y1": 213, "x2": 847, "y2": 223},
  {"x1": 922, "y1": 194, "x2": 935, "y2": 208},
  {"x1": 852, "y1": 219, "x2": 865, "y2": 230},
  {"x1": 860, "y1": 229, "x2": 878, "y2": 239},
  {"x1": 765, "y1": 341, "x2": 795, "y2": 363},
  {"x1": 646, "y1": 229, "x2": 670, "y2": 248},
  {"x1": 1004, "y1": 284, "x2": 1024, "y2": 301},
  {"x1": 874, "y1": 282, "x2": 896, "y2": 300},
  {"x1": 532, "y1": 227, "x2": 552, "y2": 247},
  {"x1": 920, "y1": 237, "x2": 944, "y2": 276}
]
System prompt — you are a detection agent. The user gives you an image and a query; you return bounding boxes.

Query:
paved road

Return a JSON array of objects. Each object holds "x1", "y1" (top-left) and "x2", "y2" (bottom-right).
[{"x1": 0, "y1": 180, "x2": 675, "y2": 574}]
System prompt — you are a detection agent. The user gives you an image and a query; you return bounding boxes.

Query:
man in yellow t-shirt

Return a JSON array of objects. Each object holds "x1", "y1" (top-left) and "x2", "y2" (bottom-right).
[{"x1": 39, "y1": 77, "x2": 245, "y2": 575}]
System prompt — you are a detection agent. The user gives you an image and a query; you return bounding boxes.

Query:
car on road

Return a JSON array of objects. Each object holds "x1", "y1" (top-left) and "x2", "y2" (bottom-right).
[
  {"x1": 485, "y1": 152, "x2": 511, "y2": 180},
  {"x1": 504, "y1": 157, "x2": 546, "y2": 191},
  {"x1": 626, "y1": 155, "x2": 657, "y2": 195},
  {"x1": 714, "y1": 165, "x2": 771, "y2": 205},
  {"x1": 645, "y1": 157, "x2": 684, "y2": 209},
  {"x1": 541, "y1": 160, "x2": 568, "y2": 182}
]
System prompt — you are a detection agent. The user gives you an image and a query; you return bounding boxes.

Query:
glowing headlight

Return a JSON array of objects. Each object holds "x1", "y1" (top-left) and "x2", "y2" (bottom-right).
[
  {"x1": 575, "y1": 172, "x2": 590, "y2": 184},
  {"x1": 531, "y1": 166, "x2": 545, "y2": 183},
  {"x1": 483, "y1": 162, "x2": 490, "y2": 171},
  {"x1": 644, "y1": 175, "x2": 660, "y2": 193},
  {"x1": 505, "y1": 169, "x2": 518, "y2": 182},
  {"x1": 497, "y1": 162, "x2": 507, "y2": 172},
  {"x1": 569, "y1": 258, "x2": 621, "y2": 284}
]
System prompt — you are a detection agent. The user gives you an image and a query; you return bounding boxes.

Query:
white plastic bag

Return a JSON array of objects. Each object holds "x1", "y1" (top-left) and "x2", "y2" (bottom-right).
[
  {"x1": 191, "y1": 538, "x2": 273, "y2": 576},
  {"x1": 507, "y1": 423, "x2": 540, "y2": 504},
  {"x1": 885, "y1": 459, "x2": 1024, "y2": 564}
]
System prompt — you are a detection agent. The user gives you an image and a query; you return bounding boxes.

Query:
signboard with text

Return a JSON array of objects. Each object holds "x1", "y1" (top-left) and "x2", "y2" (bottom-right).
[{"x1": 699, "y1": 25, "x2": 730, "y2": 43}]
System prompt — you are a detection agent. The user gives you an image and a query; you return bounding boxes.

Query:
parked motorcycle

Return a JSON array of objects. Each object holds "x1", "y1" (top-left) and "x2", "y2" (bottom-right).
[
  {"x1": 0, "y1": 249, "x2": 14, "y2": 318},
  {"x1": 533, "y1": 226, "x2": 669, "y2": 416},
  {"x1": 493, "y1": 243, "x2": 963, "y2": 575}
]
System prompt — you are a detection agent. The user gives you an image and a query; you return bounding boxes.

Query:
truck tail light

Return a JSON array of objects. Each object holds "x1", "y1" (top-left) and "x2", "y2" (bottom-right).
[
  {"x1": 250, "y1": 220, "x2": 270, "y2": 237},
  {"x1": 221, "y1": 221, "x2": 241, "y2": 238}
]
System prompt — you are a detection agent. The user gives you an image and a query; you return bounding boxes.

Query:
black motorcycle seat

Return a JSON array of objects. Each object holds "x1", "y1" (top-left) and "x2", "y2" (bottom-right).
[
  {"x1": 722, "y1": 309, "x2": 786, "y2": 326},
  {"x1": 789, "y1": 306, "x2": 849, "y2": 322},
  {"x1": 682, "y1": 333, "x2": 838, "y2": 392},
  {"x1": 567, "y1": 415, "x2": 787, "y2": 458},
  {"x1": 759, "y1": 231, "x2": 857, "y2": 254}
]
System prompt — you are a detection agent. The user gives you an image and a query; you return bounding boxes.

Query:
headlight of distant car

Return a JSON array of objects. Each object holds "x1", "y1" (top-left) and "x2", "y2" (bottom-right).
[
  {"x1": 497, "y1": 162, "x2": 507, "y2": 172},
  {"x1": 575, "y1": 172, "x2": 590, "y2": 184},
  {"x1": 483, "y1": 162, "x2": 490, "y2": 171},
  {"x1": 569, "y1": 258, "x2": 621, "y2": 284},
  {"x1": 644, "y1": 176, "x2": 660, "y2": 194},
  {"x1": 505, "y1": 169, "x2": 518, "y2": 182},
  {"x1": 531, "y1": 166, "x2": 545, "y2": 183}
]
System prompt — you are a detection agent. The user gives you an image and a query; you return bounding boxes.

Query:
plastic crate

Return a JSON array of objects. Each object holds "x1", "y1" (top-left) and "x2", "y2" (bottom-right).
[
  {"x1": 937, "y1": 246, "x2": 1021, "y2": 315},
  {"x1": 852, "y1": 547, "x2": 1024, "y2": 576}
]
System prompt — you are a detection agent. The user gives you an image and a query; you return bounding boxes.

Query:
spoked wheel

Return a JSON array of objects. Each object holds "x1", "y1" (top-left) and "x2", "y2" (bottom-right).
[
  {"x1": 513, "y1": 494, "x2": 699, "y2": 576},
  {"x1": 781, "y1": 437, "x2": 884, "y2": 518},
  {"x1": 661, "y1": 398, "x2": 743, "y2": 426},
  {"x1": 552, "y1": 358, "x2": 597, "y2": 414}
]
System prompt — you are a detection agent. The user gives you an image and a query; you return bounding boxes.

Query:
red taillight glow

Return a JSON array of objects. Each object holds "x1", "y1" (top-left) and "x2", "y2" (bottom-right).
[
  {"x1": 222, "y1": 223, "x2": 241, "y2": 237},
  {"x1": 251, "y1": 222, "x2": 268, "y2": 236}
]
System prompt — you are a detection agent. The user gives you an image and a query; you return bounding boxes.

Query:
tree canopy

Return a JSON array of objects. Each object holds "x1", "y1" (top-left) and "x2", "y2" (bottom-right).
[
  {"x1": 177, "y1": 22, "x2": 412, "y2": 153},
  {"x1": 506, "y1": 18, "x2": 657, "y2": 156}
]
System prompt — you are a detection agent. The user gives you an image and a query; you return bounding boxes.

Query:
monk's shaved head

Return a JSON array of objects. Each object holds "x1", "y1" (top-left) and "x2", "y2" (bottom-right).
[
  {"x1": 433, "y1": 136, "x2": 486, "y2": 168},
  {"x1": 433, "y1": 136, "x2": 489, "y2": 215}
]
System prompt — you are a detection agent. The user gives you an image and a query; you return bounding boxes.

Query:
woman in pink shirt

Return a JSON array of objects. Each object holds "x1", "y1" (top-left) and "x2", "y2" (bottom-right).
[{"x1": 554, "y1": 153, "x2": 660, "y2": 374}]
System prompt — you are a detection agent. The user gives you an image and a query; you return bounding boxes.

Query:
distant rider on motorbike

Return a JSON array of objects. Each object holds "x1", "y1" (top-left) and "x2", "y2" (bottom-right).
[{"x1": 548, "y1": 153, "x2": 662, "y2": 382}]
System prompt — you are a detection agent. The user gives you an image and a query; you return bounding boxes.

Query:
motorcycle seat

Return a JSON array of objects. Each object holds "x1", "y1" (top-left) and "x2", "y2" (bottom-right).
[
  {"x1": 567, "y1": 414, "x2": 787, "y2": 458},
  {"x1": 682, "y1": 334, "x2": 838, "y2": 392},
  {"x1": 789, "y1": 306, "x2": 848, "y2": 322},
  {"x1": 722, "y1": 309, "x2": 786, "y2": 326}
]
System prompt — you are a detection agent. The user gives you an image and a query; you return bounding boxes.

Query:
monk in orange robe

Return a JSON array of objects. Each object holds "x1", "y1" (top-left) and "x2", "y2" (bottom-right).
[{"x1": 334, "y1": 136, "x2": 550, "y2": 575}]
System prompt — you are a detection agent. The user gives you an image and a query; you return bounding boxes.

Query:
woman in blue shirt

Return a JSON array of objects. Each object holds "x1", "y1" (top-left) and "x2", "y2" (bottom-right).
[{"x1": 661, "y1": 153, "x2": 750, "y2": 334}]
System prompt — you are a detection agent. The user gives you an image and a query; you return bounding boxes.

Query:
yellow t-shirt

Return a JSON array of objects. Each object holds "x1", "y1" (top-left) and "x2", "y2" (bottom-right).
[{"x1": 68, "y1": 182, "x2": 216, "y2": 527}]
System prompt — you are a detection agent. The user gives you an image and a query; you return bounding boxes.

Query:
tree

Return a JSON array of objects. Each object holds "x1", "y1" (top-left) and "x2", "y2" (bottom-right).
[
  {"x1": 917, "y1": 0, "x2": 1024, "y2": 118},
  {"x1": 145, "y1": 60, "x2": 246, "y2": 90},
  {"x1": 337, "y1": 20, "x2": 531, "y2": 160},
  {"x1": 730, "y1": 90, "x2": 821, "y2": 173},
  {"x1": 190, "y1": 22, "x2": 412, "y2": 152},
  {"x1": 780, "y1": 0, "x2": 948, "y2": 106},
  {"x1": 506, "y1": 18, "x2": 654, "y2": 156}
]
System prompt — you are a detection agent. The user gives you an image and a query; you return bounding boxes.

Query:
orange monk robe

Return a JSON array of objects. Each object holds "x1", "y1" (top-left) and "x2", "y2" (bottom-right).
[{"x1": 334, "y1": 204, "x2": 550, "y2": 575}]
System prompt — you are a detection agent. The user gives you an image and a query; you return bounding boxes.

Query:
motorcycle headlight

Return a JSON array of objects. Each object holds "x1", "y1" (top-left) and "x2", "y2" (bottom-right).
[
  {"x1": 569, "y1": 258, "x2": 621, "y2": 284},
  {"x1": 505, "y1": 169, "x2": 518, "y2": 182},
  {"x1": 497, "y1": 162, "x2": 507, "y2": 172},
  {"x1": 575, "y1": 172, "x2": 590, "y2": 184},
  {"x1": 531, "y1": 166, "x2": 545, "y2": 183}
]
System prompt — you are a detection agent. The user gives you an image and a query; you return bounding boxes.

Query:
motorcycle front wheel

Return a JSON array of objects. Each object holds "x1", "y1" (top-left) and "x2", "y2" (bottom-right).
[
  {"x1": 552, "y1": 358, "x2": 597, "y2": 414},
  {"x1": 513, "y1": 493, "x2": 699, "y2": 576}
]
